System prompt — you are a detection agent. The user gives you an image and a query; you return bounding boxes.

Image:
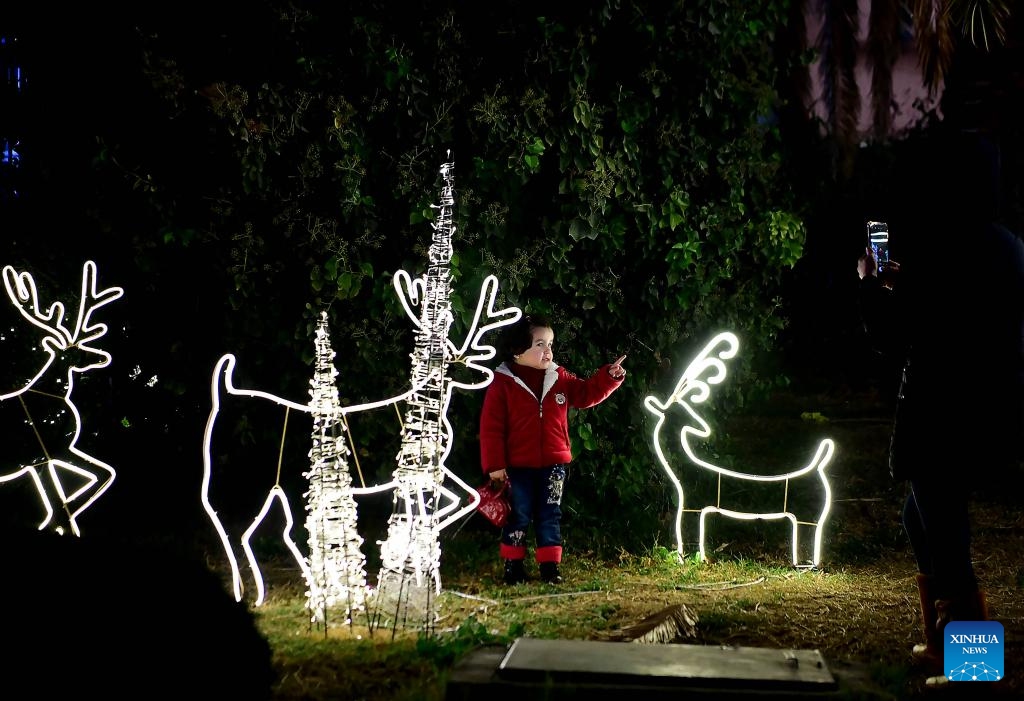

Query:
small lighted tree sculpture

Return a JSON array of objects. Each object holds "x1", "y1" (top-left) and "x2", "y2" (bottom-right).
[
  {"x1": 0, "y1": 260, "x2": 123, "y2": 536},
  {"x1": 369, "y1": 155, "x2": 521, "y2": 634},
  {"x1": 643, "y1": 332, "x2": 835, "y2": 568},
  {"x1": 303, "y1": 311, "x2": 382, "y2": 624}
]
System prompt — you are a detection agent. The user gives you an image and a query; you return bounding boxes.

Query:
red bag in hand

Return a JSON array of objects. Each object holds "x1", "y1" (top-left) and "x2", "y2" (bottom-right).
[{"x1": 476, "y1": 480, "x2": 510, "y2": 528}]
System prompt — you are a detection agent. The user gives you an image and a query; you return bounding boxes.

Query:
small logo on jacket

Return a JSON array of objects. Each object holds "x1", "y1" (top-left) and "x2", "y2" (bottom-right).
[
  {"x1": 555, "y1": 393, "x2": 566, "y2": 405},
  {"x1": 944, "y1": 620, "x2": 1003, "y2": 682}
]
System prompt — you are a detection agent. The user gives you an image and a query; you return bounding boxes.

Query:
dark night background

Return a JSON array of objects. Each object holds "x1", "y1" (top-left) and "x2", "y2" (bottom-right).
[{"x1": 2, "y1": 2, "x2": 1022, "y2": 562}]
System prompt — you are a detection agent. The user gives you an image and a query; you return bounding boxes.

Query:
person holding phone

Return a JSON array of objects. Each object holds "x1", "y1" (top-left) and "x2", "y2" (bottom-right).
[
  {"x1": 479, "y1": 313, "x2": 626, "y2": 585},
  {"x1": 856, "y1": 130, "x2": 1024, "y2": 686}
]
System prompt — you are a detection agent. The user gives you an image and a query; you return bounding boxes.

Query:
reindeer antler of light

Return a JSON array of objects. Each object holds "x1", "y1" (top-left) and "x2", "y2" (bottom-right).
[
  {"x1": 2, "y1": 261, "x2": 125, "y2": 398},
  {"x1": 666, "y1": 332, "x2": 740, "y2": 408},
  {"x1": 447, "y1": 275, "x2": 522, "y2": 389},
  {"x1": 392, "y1": 271, "x2": 521, "y2": 389},
  {"x1": 3, "y1": 261, "x2": 124, "y2": 361}
]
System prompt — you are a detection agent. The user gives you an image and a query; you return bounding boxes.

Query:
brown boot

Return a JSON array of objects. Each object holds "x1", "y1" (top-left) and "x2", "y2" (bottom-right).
[
  {"x1": 924, "y1": 590, "x2": 989, "y2": 687},
  {"x1": 910, "y1": 574, "x2": 941, "y2": 670},
  {"x1": 934, "y1": 590, "x2": 988, "y2": 630}
]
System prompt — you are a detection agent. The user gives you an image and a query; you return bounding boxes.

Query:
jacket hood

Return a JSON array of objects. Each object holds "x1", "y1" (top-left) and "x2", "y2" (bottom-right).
[{"x1": 496, "y1": 361, "x2": 560, "y2": 400}]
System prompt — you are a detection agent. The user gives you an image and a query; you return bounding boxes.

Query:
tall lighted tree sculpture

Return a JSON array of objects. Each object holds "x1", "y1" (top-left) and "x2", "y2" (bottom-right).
[
  {"x1": 0, "y1": 260, "x2": 123, "y2": 536},
  {"x1": 370, "y1": 155, "x2": 521, "y2": 633}
]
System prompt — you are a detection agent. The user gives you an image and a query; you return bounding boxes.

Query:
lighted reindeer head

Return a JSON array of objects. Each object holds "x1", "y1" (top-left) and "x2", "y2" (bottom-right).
[
  {"x1": 2, "y1": 260, "x2": 125, "y2": 397},
  {"x1": 644, "y1": 331, "x2": 740, "y2": 450},
  {"x1": 392, "y1": 271, "x2": 521, "y2": 391}
]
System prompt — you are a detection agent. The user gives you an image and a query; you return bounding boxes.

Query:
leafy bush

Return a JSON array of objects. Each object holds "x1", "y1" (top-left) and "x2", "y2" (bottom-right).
[{"x1": 81, "y1": 0, "x2": 808, "y2": 538}]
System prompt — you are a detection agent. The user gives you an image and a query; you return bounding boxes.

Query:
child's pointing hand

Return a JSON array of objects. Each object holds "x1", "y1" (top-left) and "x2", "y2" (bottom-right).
[{"x1": 608, "y1": 355, "x2": 627, "y2": 380}]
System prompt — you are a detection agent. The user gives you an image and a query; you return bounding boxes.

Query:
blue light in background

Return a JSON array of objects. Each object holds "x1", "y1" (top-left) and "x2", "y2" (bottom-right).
[
  {"x1": 1, "y1": 34, "x2": 23, "y2": 91},
  {"x1": 2, "y1": 140, "x2": 19, "y2": 166}
]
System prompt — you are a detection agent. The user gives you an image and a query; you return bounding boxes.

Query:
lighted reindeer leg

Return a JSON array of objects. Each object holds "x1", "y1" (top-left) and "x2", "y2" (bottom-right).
[
  {"x1": 0, "y1": 466, "x2": 56, "y2": 530},
  {"x1": 201, "y1": 354, "x2": 315, "y2": 604},
  {"x1": 796, "y1": 439, "x2": 835, "y2": 567},
  {"x1": 202, "y1": 355, "x2": 257, "y2": 602},
  {"x1": 240, "y1": 485, "x2": 315, "y2": 607},
  {"x1": 45, "y1": 459, "x2": 103, "y2": 535},
  {"x1": 1, "y1": 260, "x2": 123, "y2": 536}
]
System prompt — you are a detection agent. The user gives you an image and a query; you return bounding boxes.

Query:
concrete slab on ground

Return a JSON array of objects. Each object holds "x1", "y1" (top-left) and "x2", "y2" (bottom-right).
[{"x1": 446, "y1": 637, "x2": 896, "y2": 700}]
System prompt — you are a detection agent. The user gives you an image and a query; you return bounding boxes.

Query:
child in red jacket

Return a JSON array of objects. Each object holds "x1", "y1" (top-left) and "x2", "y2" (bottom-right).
[{"x1": 479, "y1": 314, "x2": 626, "y2": 584}]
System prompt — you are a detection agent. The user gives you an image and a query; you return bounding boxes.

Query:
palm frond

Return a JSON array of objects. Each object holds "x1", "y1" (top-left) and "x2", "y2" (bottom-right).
[
  {"x1": 912, "y1": 0, "x2": 1012, "y2": 93},
  {"x1": 602, "y1": 603, "x2": 700, "y2": 644},
  {"x1": 869, "y1": 0, "x2": 902, "y2": 139},
  {"x1": 949, "y1": 0, "x2": 1011, "y2": 51},
  {"x1": 815, "y1": 0, "x2": 861, "y2": 175},
  {"x1": 911, "y1": 0, "x2": 953, "y2": 95}
]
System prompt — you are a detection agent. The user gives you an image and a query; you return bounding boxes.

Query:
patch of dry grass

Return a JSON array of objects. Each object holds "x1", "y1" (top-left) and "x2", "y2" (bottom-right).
[{"x1": 247, "y1": 386, "x2": 1024, "y2": 700}]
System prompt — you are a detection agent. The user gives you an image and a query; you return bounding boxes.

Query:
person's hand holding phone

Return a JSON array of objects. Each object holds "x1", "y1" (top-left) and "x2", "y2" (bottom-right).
[
  {"x1": 858, "y1": 246, "x2": 877, "y2": 280},
  {"x1": 859, "y1": 246, "x2": 900, "y2": 289},
  {"x1": 878, "y1": 259, "x2": 900, "y2": 290}
]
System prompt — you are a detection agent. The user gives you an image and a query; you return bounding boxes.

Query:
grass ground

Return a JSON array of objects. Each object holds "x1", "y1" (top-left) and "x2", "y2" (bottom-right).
[{"x1": 246, "y1": 384, "x2": 1024, "y2": 700}]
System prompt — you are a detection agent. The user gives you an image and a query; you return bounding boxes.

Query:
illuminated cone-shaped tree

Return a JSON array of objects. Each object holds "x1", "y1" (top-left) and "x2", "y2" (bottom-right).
[
  {"x1": 303, "y1": 311, "x2": 368, "y2": 625},
  {"x1": 370, "y1": 159, "x2": 457, "y2": 634},
  {"x1": 369, "y1": 153, "x2": 521, "y2": 635}
]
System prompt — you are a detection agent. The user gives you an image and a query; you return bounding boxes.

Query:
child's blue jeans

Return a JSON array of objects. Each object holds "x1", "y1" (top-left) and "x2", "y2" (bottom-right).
[{"x1": 499, "y1": 464, "x2": 567, "y2": 563}]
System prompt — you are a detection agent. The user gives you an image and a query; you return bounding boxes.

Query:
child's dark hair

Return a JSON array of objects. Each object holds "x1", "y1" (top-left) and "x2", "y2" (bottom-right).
[{"x1": 500, "y1": 314, "x2": 553, "y2": 363}]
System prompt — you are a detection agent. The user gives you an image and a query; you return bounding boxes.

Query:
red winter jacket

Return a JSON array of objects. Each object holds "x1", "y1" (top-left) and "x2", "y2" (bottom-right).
[{"x1": 479, "y1": 361, "x2": 623, "y2": 474}]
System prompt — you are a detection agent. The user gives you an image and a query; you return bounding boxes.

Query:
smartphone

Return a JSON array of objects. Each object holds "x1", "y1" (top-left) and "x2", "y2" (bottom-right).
[{"x1": 866, "y1": 221, "x2": 889, "y2": 273}]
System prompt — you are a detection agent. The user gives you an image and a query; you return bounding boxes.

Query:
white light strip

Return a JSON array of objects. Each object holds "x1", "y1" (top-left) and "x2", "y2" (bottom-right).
[
  {"x1": 644, "y1": 332, "x2": 834, "y2": 567},
  {"x1": 1, "y1": 260, "x2": 123, "y2": 535},
  {"x1": 242, "y1": 485, "x2": 316, "y2": 607}
]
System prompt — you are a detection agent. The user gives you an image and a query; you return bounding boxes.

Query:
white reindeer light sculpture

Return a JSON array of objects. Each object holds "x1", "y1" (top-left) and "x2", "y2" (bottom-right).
[
  {"x1": 201, "y1": 273, "x2": 518, "y2": 624},
  {"x1": 644, "y1": 332, "x2": 835, "y2": 568},
  {"x1": 0, "y1": 260, "x2": 124, "y2": 536}
]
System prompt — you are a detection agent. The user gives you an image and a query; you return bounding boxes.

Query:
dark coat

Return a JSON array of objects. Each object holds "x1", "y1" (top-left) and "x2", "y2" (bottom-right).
[{"x1": 859, "y1": 221, "x2": 1024, "y2": 481}]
